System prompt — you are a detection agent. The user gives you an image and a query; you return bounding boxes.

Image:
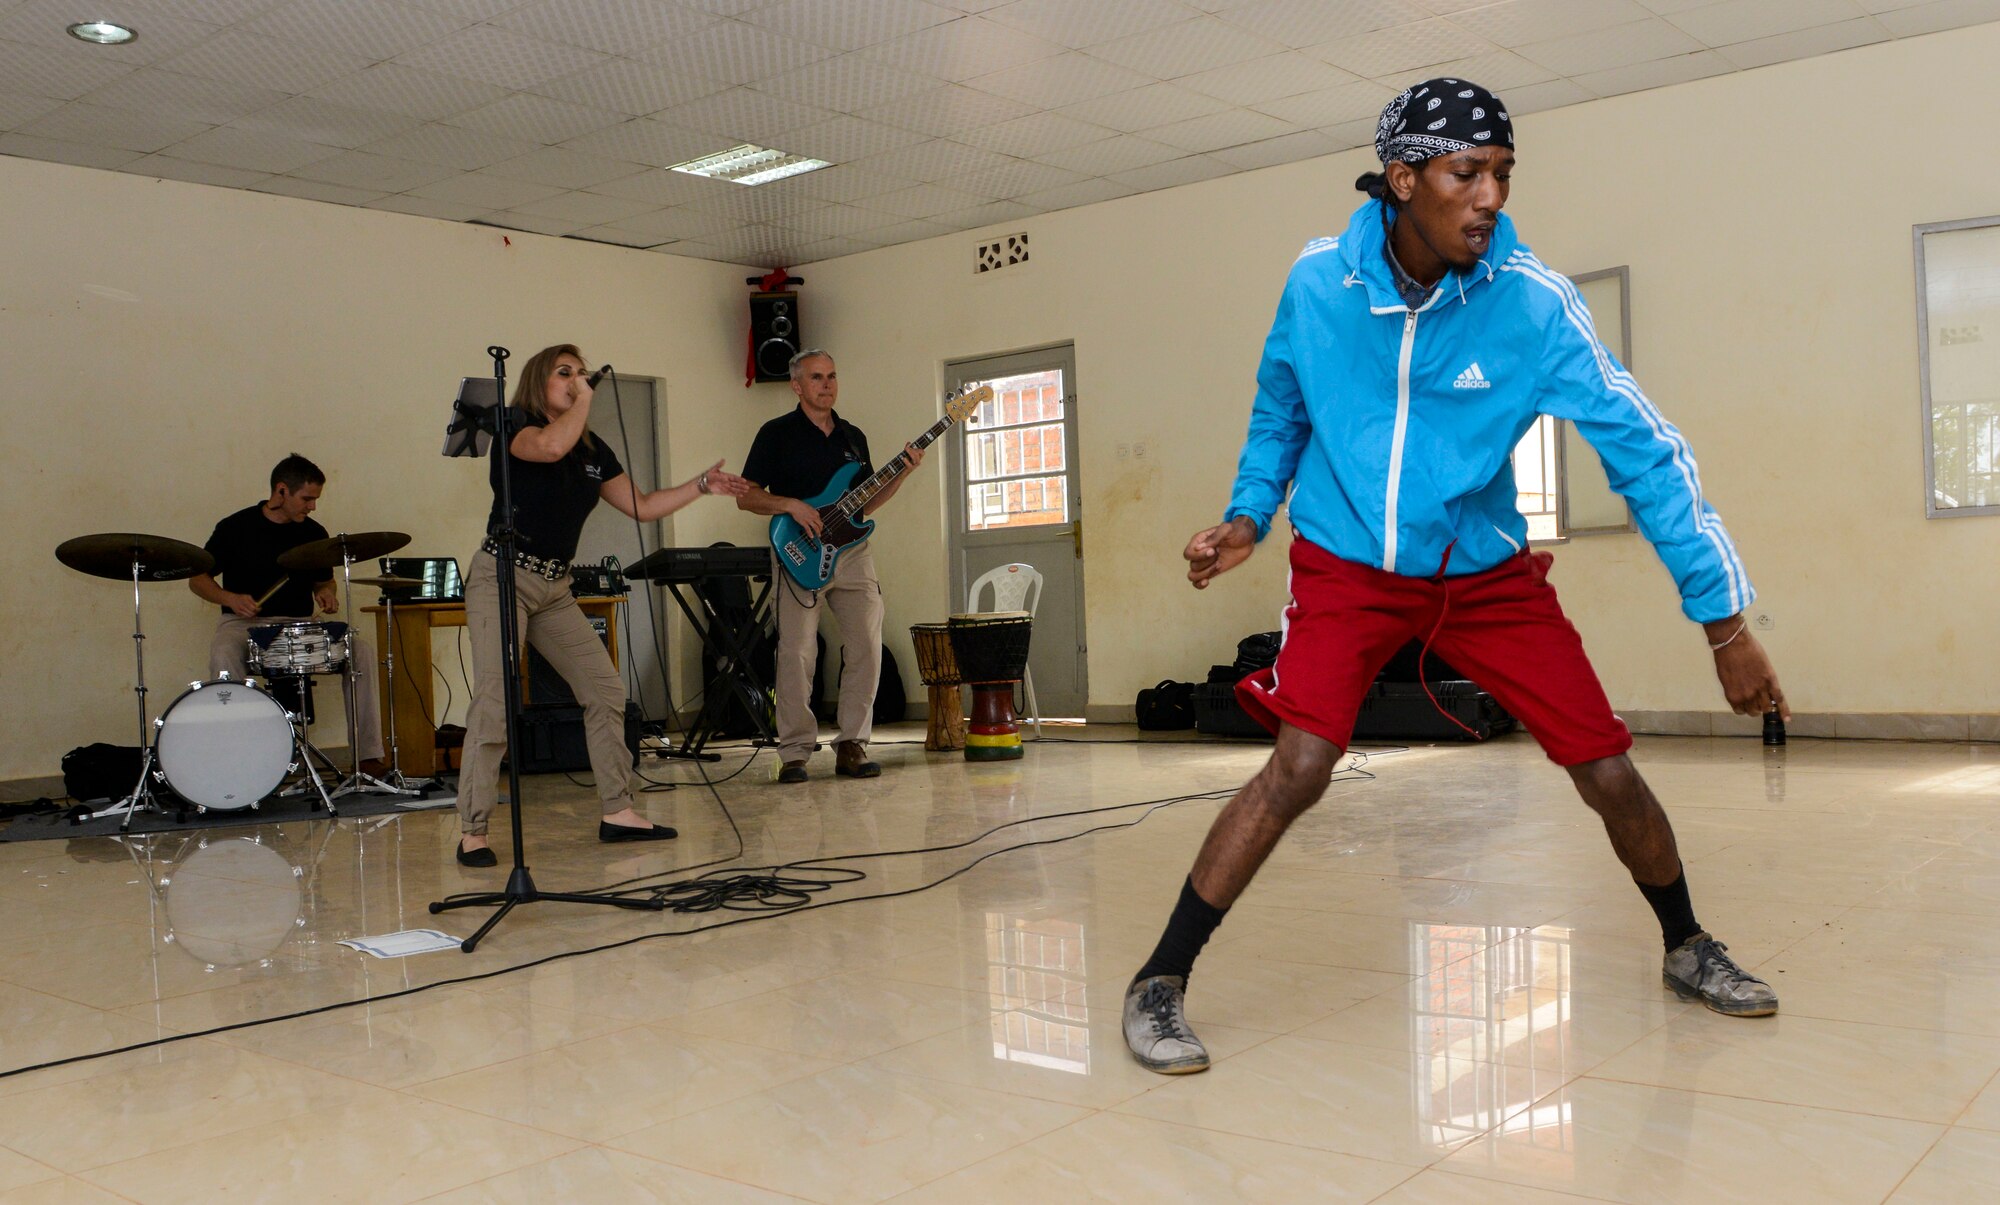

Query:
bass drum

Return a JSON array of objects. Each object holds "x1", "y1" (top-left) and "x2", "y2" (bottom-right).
[
  {"x1": 164, "y1": 836, "x2": 304, "y2": 969},
  {"x1": 154, "y1": 676, "x2": 295, "y2": 811}
]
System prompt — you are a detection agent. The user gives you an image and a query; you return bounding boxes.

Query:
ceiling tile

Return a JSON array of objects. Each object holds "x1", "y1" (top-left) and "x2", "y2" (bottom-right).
[
  {"x1": 1715, "y1": 14, "x2": 1890, "y2": 67},
  {"x1": 447, "y1": 93, "x2": 626, "y2": 144},
  {"x1": 852, "y1": 137, "x2": 1015, "y2": 181},
  {"x1": 779, "y1": 200, "x2": 905, "y2": 234},
  {"x1": 680, "y1": 186, "x2": 810, "y2": 222},
  {"x1": 1087, "y1": 15, "x2": 1288, "y2": 77},
  {"x1": 561, "y1": 117, "x2": 727, "y2": 167},
  {"x1": 956, "y1": 110, "x2": 1113, "y2": 156},
  {"x1": 933, "y1": 197, "x2": 1038, "y2": 228},
  {"x1": 394, "y1": 24, "x2": 610, "y2": 91},
  {"x1": 1177, "y1": 52, "x2": 1360, "y2": 106},
  {"x1": 409, "y1": 170, "x2": 568, "y2": 208},
  {"x1": 1308, "y1": 17, "x2": 1498, "y2": 77},
  {"x1": 1451, "y1": 0, "x2": 1657, "y2": 47},
  {"x1": 287, "y1": 148, "x2": 456, "y2": 191},
  {"x1": 366, "y1": 193, "x2": 488, "y2": 221},
  {"x1": 1876, "y1": 0, "x2": 2000, "y2": 38},
  {"x1": 305, "y1": 62, "x2": 510, "y2": 121},
  {"x1": 567, "y1": 225, "x2": 667, "y2": 248},
  {"x1": 785, "y1": 235, "x2": 886, "y2": 261},
  {"x1": 590, "y1": 165, "x2": 740, "y2": 203},
  {"x1": 233, "y1": 96, "x2": 421, "y2": 148},
  {"x1": 405, "y1": 0, "x2": 524, "y2": 20},
  {"x1": 1254, "y1": 80, "x2": 1399, "y2": 127},
  {"x1": 737, "y1": 0, "x2": 962, "y2": 53},
  {"x1": 1495, "y1": 77, "x2": 1594, "y2": 114},
  {"x1": 1034, "y1": 131, "x2": 1182, "y2": 173},
  {"x1": 1665, "y1": 0, "x2": 1870, "y2": 46},
  {"x1": 477, "y1": 211, "x2": 587, "y2": 236},
  {"x1": 965, "y1": 50, "x2": 1154, "y2": 105},
  {"x1": 1206, "y1": 127, "x2": 1342, "y2": 169},
  {"x1": 1057, "y1": 82, "x2": 1229, "y2": 130},
  {"x1": 484, "y1": 145, "x2": 649, "y2": 188},
  {"x1": 657, "y1": 87, "x2": 838, "y2": 143},
  {"x1": 1017, "y1": 177, "x2": 1137, "y2": 210},
  {"x1": 364, "y1": 122, "x2": 539, "y2": 169},
  {"x1": 860, "y1": 83, "x2": 1037, "y2": 135},
  {"x1": 861, "y1": 14, "x2": 1066, "y2": 79},
  {"x1": 652, "y1": 238, "x2": 750, "y2": 264},
  {"x1": 1515, "y1": 17, "x2": 1705, "y2": 75},
  {"x1": 0, "y1": 131, "x2": 143, "y2": 168},
  {"x1": 983, "y1": 0, "x2": 1203, "y2": 49},
  {"x1": 531, "y1": 58, "x2": 728, "y2": 116},
  {"x1": 128, "y1": 0, "x2": 292, "y2": 22},
  {"x1": 122, "y1": 154, "x2": 273, "y2": 187},
  {"x1": 1571, "y1": 48, "x2": 1733, "y2": 93},
  {"x1": 860, "y1": 181, "x2": 990, "y2": 218},
  {"x1": 600, "y1": 204, "x2": 740, "y2": 239},
  {"x1": 508, "y1": 188, "x2": 659, "y2": 224},
  {"x1": 1319, "y1": 116, "x2": 1379, "y2": 149},
  {"x1": 18, "y1": 101, "x2": 211, "y2": 152},
  {"x1": 78, "y1": 69, "x2": 287, "y2": 126},
  {"x1": 158, "y1": 125, "x2": 341, "y2": 172},
  {"x1": 951, "y1": 157, "x2": 1086, "y2": 197},
  {"x1": 1106, "y1": 152, "x2": 1233, "y2": 190},
  {"x1": 490, "y1": 0, "x2": 721, "y2": 55},
  {"x1": 854, "y1": 215, "x2": 958, "y2": 244},
  {"x1": 161, "y1": 29, "x2": 374, "y2": 93},
  {"x1": 783, "y1": 113, "x2": 930, "y2": 161},
  {"x1": 240, "y1": 0, "x2": 467, "y2": 59},
  {"x1": 0, "y1": 91, "x2": 63, "y2": 130},
  {"x1": 754, "y1": 52, "x2": 943, "y2": 111},
  {"x1": 1378, "y1": 49, "x2": 1559, "y2": 93},
  {"x1": 253, "y1": 176, "x2": 387, "y2": 205},
  {"x1": 634, "y1": 19, "x2": 836, "y2": 83},
  {"x1": 0, "y1": 37, "x2": 145, "y2": 100},
  {"x1": 1219, "y1": 0, "x2": 1432, "y2": 47},
  {"x1": 0, "y1": 0, "x2": 223, "y2": 67},
  {"x1": 1141, "y1": 106, "x2": 1295, "y2": 152},
  {"x1": 779, "y1": 160, "x2": 922, "y2": 201}
]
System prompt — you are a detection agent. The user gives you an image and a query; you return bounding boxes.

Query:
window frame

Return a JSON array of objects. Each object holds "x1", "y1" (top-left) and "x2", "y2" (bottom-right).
[{"x1": 1914, "y1": 214, "x2": 2000, "y2": 520}]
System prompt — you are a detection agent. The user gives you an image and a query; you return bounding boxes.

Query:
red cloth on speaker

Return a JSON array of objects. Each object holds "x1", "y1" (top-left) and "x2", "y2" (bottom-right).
[{"x1": 746, "y1": 267, "x2": 793, "y2": 387}]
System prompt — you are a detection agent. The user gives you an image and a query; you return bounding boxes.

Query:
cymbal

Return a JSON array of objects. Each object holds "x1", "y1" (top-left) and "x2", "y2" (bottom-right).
[
  {"x1": 277, "y1": 531, "x2": 410, "y2": 571},
  {"x1": 350, "y1": 575, "x2": 424, "y2": 589},
  {"x1": 57, "y1": 533, "x2": 215, "y2": 582}
]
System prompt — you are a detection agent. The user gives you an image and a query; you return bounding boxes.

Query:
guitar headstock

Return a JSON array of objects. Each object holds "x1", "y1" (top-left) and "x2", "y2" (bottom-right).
[{"x1": 944, "y1": 384, "x2": 993, "y2": 424}]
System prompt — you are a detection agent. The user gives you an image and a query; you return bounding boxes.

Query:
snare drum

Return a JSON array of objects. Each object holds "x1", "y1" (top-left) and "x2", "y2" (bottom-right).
[
  {"x1": 947, "y1": 612, "x2": 1032, "y2": 761},
  {"x1": 154, "y1": 676, "x2": 296, "y2": 811},
  {"x1": 909, "y1": 623, "x2": 966, "y2": 752},
  {"x1": 247, "y1": 621, "x2": 349, "y2": 675}
]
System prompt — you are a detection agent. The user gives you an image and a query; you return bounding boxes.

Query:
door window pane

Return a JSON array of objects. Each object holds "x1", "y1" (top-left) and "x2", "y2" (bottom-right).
[{"x1": 962, "y1": 369, "x2": 1069, "y2": 531}]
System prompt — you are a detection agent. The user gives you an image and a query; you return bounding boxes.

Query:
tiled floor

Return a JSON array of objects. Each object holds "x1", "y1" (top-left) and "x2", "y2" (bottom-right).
[{"x1": 2, "y1": 725, "x2": 1998, "y2": 1202}]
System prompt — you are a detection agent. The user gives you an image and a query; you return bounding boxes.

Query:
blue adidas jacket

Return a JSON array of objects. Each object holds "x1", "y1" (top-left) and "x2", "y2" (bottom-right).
[{"x1": 1225, "y1": 198, "x2": 1752, "y2": 624}]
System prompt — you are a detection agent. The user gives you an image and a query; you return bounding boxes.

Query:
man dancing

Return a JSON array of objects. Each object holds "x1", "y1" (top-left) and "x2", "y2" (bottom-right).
[{"x1": 1125, "y1": 79, "x2": 1788, "y2": 1075}]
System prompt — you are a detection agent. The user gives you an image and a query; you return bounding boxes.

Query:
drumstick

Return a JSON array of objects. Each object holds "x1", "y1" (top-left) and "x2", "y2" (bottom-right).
[{"x1": 254, "y1": 577, "x2": 289, "y2": 608}]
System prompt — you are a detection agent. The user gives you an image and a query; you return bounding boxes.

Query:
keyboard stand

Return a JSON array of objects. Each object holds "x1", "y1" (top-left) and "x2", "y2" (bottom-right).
[{"x1": 653, "y1": 574, "x2": 778, "y2": 762}]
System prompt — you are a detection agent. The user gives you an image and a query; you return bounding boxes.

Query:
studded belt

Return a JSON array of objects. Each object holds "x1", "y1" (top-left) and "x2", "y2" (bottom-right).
[{"x1": 482, "y1": 537, "x2": 570, "y2": 581}]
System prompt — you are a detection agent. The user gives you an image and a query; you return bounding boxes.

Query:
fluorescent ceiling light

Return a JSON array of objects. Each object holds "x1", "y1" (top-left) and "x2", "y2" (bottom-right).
[
  {"x1": 669, "y1": 143, "x2": 830, "y2": 187},
  {"x1": 67, "y1": 20, "x2": 136, "y2": 44}
]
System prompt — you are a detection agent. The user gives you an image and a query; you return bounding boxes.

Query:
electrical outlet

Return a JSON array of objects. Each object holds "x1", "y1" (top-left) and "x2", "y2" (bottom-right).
[
  {"x1": 1115, "y1": 443, "x2": 1130, "y2": 460},
  {"x1": 1753, "y1": 612, "x2": 1774, "y2": 630},
  {"x1": 1133, "y1": 442, "x2": 1147, "y2": 459}
]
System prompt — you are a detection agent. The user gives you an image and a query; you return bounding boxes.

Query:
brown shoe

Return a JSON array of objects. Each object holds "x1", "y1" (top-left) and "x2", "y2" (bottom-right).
[
  {"x1": 777, "y1": 760, "x2": 809, "y2": 784},
  {"x1": 834, "y1": 741, "x2": 880, "y2": 778}
]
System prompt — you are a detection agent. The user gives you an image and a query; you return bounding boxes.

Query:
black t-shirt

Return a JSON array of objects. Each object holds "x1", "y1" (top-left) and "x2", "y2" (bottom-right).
[
  {"x1": 741, "y1": 406, "x2": 872, "y2": 503},
  {"x1": 203, "y1": 503, "x2": 331, "y2": 618},
  {"x1": 485, "y1": 408, "x2": 624, "y2": 562}
]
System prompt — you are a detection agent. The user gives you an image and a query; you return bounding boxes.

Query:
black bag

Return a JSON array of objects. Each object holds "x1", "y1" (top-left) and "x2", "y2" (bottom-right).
[
  {"x1": 1136, "y1": 680, "x2": 1196, "y2": 730},
  {"x1": 1233, "y1": 631, "x2": 1282, "y2": 677},
  {"x1": 61, "y1": 743, "x2": 145, "y2": 802},
  {"x1": 1206, "y1": 663, "x2": 1242, "y2": 684}
]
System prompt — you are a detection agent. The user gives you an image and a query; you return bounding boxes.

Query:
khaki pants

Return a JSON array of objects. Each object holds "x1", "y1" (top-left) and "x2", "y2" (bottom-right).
[
  {"x1": 457, "y1": 552, "x2": 634, "y2": 835},
  {"x1": 774, "y1": 542, "x2": 882, "y2": 763},
  {"x1": 209, "y1": 615, "x2": 383, "y2": 762}
]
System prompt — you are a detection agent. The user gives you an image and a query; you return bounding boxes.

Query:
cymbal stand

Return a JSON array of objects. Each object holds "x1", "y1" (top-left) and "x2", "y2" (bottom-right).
[
  {"x1": 330, "y1": 546, "x2": 414, "y2": 799},
  {"x1": 374, "y1": 589, "x2": 438, "y2": 795},
  {"x1": 87, "y1": 553, "x2": 166, "y2": 829}
]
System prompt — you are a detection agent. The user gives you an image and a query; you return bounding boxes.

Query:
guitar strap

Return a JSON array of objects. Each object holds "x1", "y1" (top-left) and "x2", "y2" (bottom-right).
[{"x1": 837, "y1": 419, "x2": 869, "y2": 473}]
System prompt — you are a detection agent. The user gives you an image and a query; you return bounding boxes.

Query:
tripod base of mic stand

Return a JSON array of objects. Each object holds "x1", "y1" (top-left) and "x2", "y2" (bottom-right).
[{"x1": 430, "y1": 865, "x2": 665, "y2": 952}]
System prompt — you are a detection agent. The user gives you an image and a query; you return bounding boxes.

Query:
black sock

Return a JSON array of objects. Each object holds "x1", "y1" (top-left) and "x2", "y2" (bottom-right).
[
  {"x1": 1133, "y1": 876, "x2": 1229, "y2": 986},
  {"x1": 1636, "y1": 867, "x2": 1702, "y2": 952}
]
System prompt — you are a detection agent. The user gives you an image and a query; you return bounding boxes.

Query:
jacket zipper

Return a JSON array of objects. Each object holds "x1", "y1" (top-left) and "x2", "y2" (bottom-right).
[{"x1": 1384, "y1": 308, "x2": 1417, "y2": 572}]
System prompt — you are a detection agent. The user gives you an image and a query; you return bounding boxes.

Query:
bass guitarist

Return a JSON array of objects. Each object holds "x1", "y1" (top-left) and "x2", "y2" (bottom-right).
[{"x1": 739, "y1": 348, "x2": 925, "y2": 783}]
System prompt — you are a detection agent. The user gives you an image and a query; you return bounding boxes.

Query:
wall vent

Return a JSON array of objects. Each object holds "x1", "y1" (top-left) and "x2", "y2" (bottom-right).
[{"x1": 975, "y1": 232, "x2": 1029, "y2": 274}]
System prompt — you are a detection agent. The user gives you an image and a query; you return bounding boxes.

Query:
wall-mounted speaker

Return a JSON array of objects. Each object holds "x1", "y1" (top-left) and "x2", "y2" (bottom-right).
[{"x1": 749, "y1": 291, "x2": 801, "y2": 383}]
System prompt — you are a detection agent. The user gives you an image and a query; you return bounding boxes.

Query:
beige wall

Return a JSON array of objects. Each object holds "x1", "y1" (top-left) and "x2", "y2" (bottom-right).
[
  {"x1": 800, "y1": 24, "x2": 2000, "y2": 725},
  {"x1": 0, "y1": 158, "x2": 768, "y2": 780}
]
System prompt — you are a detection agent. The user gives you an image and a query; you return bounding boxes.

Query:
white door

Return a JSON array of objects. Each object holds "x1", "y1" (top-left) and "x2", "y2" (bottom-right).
[{"x1": 945, "y1": 346, "x2": 1086, "y2": 718}]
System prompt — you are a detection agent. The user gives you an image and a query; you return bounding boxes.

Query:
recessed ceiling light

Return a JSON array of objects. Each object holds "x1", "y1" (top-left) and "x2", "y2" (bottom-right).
[
  {"x1": 67, "y1": 20, "x2": 137, "y2": 44},
  {"x1": 669, "y1": 143, "x2": 830, "y2": 187}
]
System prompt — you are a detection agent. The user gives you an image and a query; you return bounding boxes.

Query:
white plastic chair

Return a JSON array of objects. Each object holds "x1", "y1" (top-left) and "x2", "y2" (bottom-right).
[{"x1": 966, "y1": 562, "x2": 1044, "y2": 736}]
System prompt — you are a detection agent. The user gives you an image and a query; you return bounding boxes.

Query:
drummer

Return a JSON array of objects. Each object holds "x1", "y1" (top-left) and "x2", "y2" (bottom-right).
[{"x1": 188, "y1": 454, "x2": 386, "y2": 774}]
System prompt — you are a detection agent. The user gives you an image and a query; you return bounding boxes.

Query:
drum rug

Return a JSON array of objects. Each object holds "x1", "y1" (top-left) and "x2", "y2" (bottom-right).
[{"x1": 0, "y1": 782, "x2": 457, "y2": 842}]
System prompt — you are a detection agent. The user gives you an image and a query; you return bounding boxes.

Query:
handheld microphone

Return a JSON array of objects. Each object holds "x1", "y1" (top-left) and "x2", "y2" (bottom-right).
[{"x1": 586, "y1": 365, "x2": 612, "y2": 388}]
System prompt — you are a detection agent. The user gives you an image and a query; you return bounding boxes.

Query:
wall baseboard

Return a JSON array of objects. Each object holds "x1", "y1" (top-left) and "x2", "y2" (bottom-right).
[{"x1": 1618, "y1": 710, "x2": 2000, "y2": 742}]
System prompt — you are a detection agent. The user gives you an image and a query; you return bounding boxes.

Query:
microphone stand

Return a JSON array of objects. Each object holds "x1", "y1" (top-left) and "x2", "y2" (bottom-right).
[{"x1": 430, "y1": 345, "x2": 664, "y2": 951}]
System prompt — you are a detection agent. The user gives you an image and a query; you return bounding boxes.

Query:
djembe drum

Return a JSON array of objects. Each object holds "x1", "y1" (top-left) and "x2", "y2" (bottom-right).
[
  {"x1": 947, "y1": 611, "x2": 1032, "y2": 761},
  {"x1": 908, "y1": 623, "x2": 967, "y2": 751}
]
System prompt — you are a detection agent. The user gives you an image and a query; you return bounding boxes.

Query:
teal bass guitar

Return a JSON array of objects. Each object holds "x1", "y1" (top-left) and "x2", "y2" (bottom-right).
[{"x1": 769, "y1": 385, "x2": 990, "y2": 591}]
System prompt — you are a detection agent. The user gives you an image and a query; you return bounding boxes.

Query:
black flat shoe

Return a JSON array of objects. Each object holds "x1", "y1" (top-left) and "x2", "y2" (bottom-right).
[
  {"x1": 456, "y1": 841, "x2": 498, "y2": 867},
  {"x1": 600, "y1": 821, "x2": 678, "y2": 843}
]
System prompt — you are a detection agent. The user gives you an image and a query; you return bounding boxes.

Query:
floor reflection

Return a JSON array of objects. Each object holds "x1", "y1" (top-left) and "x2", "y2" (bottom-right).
[{"x1": 986, "y1": 911, "x2": 1089, "y2": 1075}]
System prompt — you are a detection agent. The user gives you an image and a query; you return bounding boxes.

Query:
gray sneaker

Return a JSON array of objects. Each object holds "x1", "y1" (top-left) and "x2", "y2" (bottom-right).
[
  {"x1": 1123, "y1": 975, "x2": 1210, "y2": 1074},
  {"x1": 1664, "y1": 931, "x2": 1779, "y2": 1016}
]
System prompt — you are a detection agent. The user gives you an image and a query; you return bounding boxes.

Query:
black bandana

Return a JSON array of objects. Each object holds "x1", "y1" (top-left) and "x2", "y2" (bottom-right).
[{"x1": 1376, "y1": 78, "x2": 1511, "y2": 164}]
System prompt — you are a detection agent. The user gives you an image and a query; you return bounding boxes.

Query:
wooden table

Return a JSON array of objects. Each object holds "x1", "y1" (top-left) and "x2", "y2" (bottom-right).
[{"x1": 364, "y1": 596, "x2": 625, "y2": 777}]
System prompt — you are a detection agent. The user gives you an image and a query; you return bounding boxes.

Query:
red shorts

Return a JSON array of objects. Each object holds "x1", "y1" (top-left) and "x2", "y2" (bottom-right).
[{"x1": 1236, "y1": 539, "x2": 1632, "y2": 767}]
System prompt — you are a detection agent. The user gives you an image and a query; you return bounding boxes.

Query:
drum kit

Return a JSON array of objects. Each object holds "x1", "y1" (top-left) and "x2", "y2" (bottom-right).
[{"x1": 55, "y1": 528, "x2": 429, "y2": 830}]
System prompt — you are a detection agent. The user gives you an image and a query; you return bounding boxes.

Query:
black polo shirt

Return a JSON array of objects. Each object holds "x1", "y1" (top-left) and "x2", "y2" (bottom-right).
[
  {"x1": 203, "y1": 503, "x2": 331, "y2": 617},
  {"x1": 485, "y1": 408, "x2": 624, "y2": 562},
  {"x1": 741, "y1": 405, "x2": 872, "y2": 504}
]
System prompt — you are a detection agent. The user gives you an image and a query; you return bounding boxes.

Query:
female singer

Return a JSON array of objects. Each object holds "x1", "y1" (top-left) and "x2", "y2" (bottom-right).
[{"x1": 456, "y1": 344, "x2": 749, "y2": 867}]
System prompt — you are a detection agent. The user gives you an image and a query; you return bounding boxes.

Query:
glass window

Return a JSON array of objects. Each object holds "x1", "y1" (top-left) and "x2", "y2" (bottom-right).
[
  {"x1": 962, "y1": 369, "x2": 1070, "y2": 532},
  {"x1": 1918, "y1": 218, "x2": 2000, "y2": 516}
]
